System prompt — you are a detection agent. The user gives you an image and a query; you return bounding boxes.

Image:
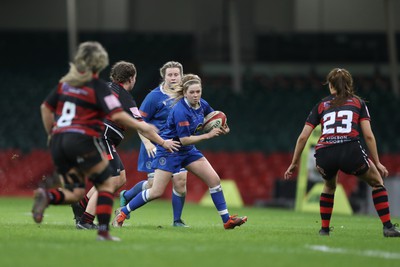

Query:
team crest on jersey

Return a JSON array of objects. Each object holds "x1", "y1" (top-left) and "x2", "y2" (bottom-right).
[{"x1": 159, "y1": 157, "x2": 167, "y2": 166}]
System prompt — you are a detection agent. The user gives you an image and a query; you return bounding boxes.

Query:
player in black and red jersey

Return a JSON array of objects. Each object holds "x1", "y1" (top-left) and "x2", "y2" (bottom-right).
[
  {"x1": 284, "y1": 67, "x2": 400, "y2": 237},
  {"x1": 32, "y1": 42, "x2": 180, "y2": 241},
  {"x1": 71, "y1": 61, "x2": 143, "y2": 229}
]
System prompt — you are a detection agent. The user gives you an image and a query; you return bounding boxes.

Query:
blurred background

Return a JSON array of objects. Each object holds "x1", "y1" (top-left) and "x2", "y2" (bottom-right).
[{"x1": 0, "y1": 0, "x2": 399, "y2": 215}]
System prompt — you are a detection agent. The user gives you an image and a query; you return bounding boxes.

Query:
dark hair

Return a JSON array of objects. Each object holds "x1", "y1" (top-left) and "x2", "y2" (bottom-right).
[
  {"x1": 110, "y1": 61, "x2": 136, "y2": 83},
  {"x1": 325, "y1": 68, "x2": 359, "y2": 107}
]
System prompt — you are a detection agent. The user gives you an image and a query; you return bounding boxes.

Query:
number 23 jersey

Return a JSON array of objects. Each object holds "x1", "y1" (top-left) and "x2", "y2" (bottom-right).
[{"x1": 305, "y1": 95, "x2": 370, "y2": 150}]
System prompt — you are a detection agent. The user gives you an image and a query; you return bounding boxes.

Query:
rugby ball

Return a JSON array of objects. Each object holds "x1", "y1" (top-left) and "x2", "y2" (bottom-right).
[{"x1": 203, "y1": 111, "x2": 227, "y2": 133}]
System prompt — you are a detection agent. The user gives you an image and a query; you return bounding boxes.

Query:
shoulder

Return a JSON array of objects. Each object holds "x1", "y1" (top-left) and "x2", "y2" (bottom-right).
[
  {"x1": 172, "y1": 99, "x2": 187, "y2": 113},
  {"x1": 145, "y1": 87, "x2": 163, "y2": 100},
  {"x1": 93, "y1": 78, "x2": 110, "y2": 91},
  {"x1": 321, "y1": 95, "x2": 334, "y2": 103},
  {"x1": 348, "y1": 96, "x2": 367, "y2": 109},
  {"x1": 93, "y1": 78, "x2": 108, "y2": 87},
  {"x1": 317, "y1": 95, "x2": 334, "y2": 107},
  {"x1": 200, "y1": 98, "x2": 210, "y2": 106},
  {"x1": 150, "y1": 86, "x2": 162, "y2": 95},
  {"x1": 354, "y1": 96, "x2": 366, "y2": 105}
]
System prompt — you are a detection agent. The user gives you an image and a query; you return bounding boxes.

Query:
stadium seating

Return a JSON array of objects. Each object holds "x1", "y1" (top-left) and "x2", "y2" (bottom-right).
[{"x1": 0, "y1": 149, "x2": 364, "y2": 206}]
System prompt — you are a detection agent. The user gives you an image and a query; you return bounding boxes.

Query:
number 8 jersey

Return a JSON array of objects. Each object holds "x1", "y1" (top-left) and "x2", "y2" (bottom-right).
[
  {"x1": 305, "y1": 95, "x2": 370, "y2": 150},
  {"x1": 43, "y1": 79, "x2": 123, "y2": 138}
]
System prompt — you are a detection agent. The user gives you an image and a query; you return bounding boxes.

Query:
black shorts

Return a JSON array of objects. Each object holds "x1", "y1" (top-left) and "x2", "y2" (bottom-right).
[
  {"x1": 103, "y1": 137, "x2": 124, "y2": 177},
  {"x1": 315, "y1": 141, "x2": 370, "y2": 180},
  {"x1": 50, "y1": 133, "x2": 106, "y2": 176}
]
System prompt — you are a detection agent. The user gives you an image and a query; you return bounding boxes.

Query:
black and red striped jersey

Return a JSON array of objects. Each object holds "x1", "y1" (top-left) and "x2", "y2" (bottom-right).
[
  {"x1": 103, "y1": 82, "x2": 142, "y2": 142},
  {"x1": 306, "y1": 94, "x2": 370, "y2": 150},
  {"x1": 43, "y1": 78, "x2": 123, "y2": 138}
]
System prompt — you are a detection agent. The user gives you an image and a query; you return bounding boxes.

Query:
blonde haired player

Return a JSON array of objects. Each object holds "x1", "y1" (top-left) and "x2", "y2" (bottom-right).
[{"x1": 113, "y1": 74, "x2": 247, "y2": 229}]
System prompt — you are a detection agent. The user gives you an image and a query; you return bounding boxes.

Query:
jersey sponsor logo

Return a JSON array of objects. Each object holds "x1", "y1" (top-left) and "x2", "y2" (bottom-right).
[
  {"x1": 104, "y1": 94, "x2": 121, "y2": 110},
  {"x1": 61, "y1": 83, "x2": 88, "y2": 96},
  {"x1": 178, "y1": 121, "x2": 190, "y2": 127}
]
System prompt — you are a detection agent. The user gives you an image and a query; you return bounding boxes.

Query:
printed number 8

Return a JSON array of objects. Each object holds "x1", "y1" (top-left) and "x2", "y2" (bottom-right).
[{"x1": 57, "y1": 101, "x2": 76, "y2": 127}]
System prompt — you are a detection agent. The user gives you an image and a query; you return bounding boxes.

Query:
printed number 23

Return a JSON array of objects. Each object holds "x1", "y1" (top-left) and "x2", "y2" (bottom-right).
[{"x1": 322, "y1": 110, "x2": 353, "y2": 134}]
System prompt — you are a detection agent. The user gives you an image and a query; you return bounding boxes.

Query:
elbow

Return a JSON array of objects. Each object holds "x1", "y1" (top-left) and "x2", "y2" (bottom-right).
[
  {"x1": 110, "y1": 112, "x2": 123, "y2": 124},
  {"x1": 40, "y1": 103, "x2": 49, "y2": 114},
  {"x1": 363, "y1": 134, "x2": 374, "y2": 142},
  {"x1": 298, "y1": 135, "x2": 308, "y2": 144},
  {"x1": 179, "y1": 138, "x2": 190, "y2": 146}
]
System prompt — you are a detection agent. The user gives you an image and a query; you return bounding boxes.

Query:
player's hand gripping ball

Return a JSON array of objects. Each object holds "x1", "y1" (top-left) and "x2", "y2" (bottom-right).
[{"x1": 202, "y1": 111, "x2": 227, "y2": 133}]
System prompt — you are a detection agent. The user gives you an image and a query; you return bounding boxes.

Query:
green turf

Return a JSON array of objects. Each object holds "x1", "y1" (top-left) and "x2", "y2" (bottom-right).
[{"x1": 0, "y1": 197, "x2": 399, "y2": 267}]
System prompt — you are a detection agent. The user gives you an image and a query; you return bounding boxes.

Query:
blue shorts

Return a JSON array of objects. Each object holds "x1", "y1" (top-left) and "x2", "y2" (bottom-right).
[
  {"x1": 137, "y1": 143, "x2": 154, "y2": 173},
  {"x1": 152, "y1": 147, "x2": 204, "y2": 174}
]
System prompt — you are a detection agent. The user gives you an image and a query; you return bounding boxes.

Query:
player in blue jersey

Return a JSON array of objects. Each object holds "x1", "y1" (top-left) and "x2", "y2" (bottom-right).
[
  {"x1": 112, "y1": 74, "x2": 248, "y2": 229},
  {"x1": 284, "y1": 67, "x2": 400, "y2": 237},
  {"x1": 118, "y1": 61, "x2": 189, "y2": 227},
  {"x1": 32, "y1": 42, "x2": 180, "y2": 241}
]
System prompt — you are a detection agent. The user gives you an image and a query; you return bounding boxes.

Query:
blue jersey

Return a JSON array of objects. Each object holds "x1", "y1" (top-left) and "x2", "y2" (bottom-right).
[
  {"x1": 151, "y1": 97, "x2": 214, "y2": 173},
  {"x1": 137, "y1": 86, "x2": 173, "y2": 172},
  {"x1": 161, "y1": 98, "x2": 214, "y2": 152}
]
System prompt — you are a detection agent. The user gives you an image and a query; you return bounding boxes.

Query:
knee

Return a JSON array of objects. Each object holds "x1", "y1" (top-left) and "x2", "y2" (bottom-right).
[
  {"x1": 146, "y1": 179, "x2": 154, "y2": 189},
  {"x1": 116, "y1": 172, "x2": 127, "y2": 189},
  {"x1": 173, "y1": 186, "x2": 186, "y2": 195},
  {"x1": 173, "y1": 179, "x2": 187, "y2": 194},
  {"x1": 323, "y1": 181, "x2": 336, "y2": 194},
  {"x1": 89, "y1": 165, "x2": 112, "y2": 186},
  {"x1": 71, "y1": 188, "x2": 86, "y2": 202}
]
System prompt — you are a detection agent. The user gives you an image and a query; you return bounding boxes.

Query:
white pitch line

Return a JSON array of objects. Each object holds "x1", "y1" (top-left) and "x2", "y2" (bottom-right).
[{"x1": 306, "y1": 245, "x2": 400, "y2": 260}]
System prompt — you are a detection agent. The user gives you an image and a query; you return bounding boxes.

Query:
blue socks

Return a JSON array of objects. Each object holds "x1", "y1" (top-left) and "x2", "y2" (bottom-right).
[
  {"x1": 123, "y1": 180, "x2": 147, "y2": 202},
  {"x1": 172, "y1": 189, "x2": 186, "y2": 222},
  {"x1": 210, "y1": 185, "x2": 229, "y2": 223},
  {"x1": 121, "y1": 189, "x2": 150, "y2": 215}
]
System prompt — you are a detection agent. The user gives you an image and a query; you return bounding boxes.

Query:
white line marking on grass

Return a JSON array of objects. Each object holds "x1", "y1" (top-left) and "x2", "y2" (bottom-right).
[{"x1": 306, "y1": 245, "x2": 400, "y2": 260}]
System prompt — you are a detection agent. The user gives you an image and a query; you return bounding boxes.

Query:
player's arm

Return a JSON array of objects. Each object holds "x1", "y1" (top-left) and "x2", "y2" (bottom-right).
[
  {"x1": 138, "y1": 132, "x2": 156, "y2": 157},
  {"x1": 180, "y1": 127, "x2": 224, "y2": 146},
  {"x1": 360, "y1": 120, "x2": 388, "y2": 177},
  {"x1": 40, "y1": 103, "x2": 54, "y2": 135},
  {"x1": 284, "y1": 124, "x2": 314, "y2": 179},
  {"x1": 111, "y1": 111, "x2": 179, "y2": 152}
]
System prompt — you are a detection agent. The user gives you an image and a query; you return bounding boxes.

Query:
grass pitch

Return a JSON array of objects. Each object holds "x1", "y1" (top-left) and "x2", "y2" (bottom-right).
[{"x1": 0, "y1": 197, "x2": 399, "y2": 267}]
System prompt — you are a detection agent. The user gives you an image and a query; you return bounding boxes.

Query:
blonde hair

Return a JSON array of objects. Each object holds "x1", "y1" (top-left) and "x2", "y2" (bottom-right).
[
  {"x1": 159, "y1": 61, "x2": 183, "y2": 80},
  {"x1": 325, "y1": 67, "x2": 359, "y2": 107},
  {"x1": 169, "y1": 74, "x2": 201, "y2": 103},
  {"x1": 60, "y1": 41, "x2": 109, "y2": 87}
]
